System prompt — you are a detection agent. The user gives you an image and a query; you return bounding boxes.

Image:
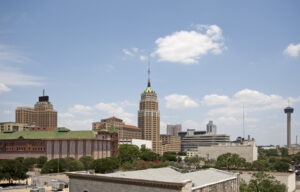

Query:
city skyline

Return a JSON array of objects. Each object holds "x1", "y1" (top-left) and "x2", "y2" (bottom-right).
[{"x1": 0, "y1": 1, "x2": 299, "y2": 146}]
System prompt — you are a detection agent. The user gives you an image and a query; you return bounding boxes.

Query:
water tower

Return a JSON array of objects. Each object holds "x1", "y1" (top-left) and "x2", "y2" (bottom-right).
[{"x1": 284, "y1": 106, "x2": 294, "y2": 148}]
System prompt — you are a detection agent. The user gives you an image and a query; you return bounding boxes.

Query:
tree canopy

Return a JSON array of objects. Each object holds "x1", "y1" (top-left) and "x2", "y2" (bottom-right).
[
  {"x1": 118, "y1": 144, "x2": 140, "y2": 164},
  {"x1": 240, "y1": 172, "x2": 286, "y2": 192},
  {"x1": 215, "y1": 153, "x2": 246, "y2": 170}
]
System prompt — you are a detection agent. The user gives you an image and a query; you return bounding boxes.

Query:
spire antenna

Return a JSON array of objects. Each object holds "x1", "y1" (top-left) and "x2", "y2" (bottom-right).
[
  {"x1": 147, "y1": 54, "x2": 151, "y2": 87},
  {"x1": 43, "y1": 89, "x2": 45, "y2": 96}
]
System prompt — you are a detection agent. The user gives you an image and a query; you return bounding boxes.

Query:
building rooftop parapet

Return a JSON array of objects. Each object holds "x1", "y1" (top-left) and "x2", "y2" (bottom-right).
[
  {"x1": 66, "y1": 170, "x2": 190, "y2": 190},
  {"x1": 67, "y1": 167, "x2": 238, "y2": 190}
]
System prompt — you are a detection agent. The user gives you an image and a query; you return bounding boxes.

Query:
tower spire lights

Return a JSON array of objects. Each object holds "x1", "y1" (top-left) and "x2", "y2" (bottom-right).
[{"x1": 147, "y1": 54, "x2": 151, "y2": 88}]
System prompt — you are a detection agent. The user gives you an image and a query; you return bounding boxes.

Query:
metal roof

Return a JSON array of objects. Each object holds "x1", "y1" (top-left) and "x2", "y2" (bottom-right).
[{"x1": 102, "y1": 167, "x2": 238, "y2": 189}]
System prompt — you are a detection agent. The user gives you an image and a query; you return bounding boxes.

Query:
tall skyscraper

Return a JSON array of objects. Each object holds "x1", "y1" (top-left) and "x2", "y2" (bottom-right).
[
  {"x1": 167, "y1": 124, "x2": 182, "y2": 136},
  {"x1": 284, "y1": 106, "x2": 294, "y2": 148},
  {"x1": 16, "y1": 91, "x2": 57, "y2": 131},
  {"x1": 138, "y1": 64, "x2": 161, "y2": 154}
]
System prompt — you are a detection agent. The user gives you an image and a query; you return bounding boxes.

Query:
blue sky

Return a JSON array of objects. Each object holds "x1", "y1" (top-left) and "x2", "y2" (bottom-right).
[{"x1": 0, "y1": 1, "x2": 299, "y2": 146}]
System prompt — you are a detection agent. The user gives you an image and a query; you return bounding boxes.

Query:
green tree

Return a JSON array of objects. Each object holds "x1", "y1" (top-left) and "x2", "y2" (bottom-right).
[
  {"x1": 41, "y1": 158, "x2": 67, "y2": 174},
  {"x1": 93, "y1": 157, "x2": 119, "y2": 173},
  {"x1": 139, "y1": 146, "x2": 159, "y2": 161},
  {"x1": 12, "y1": 160, "x2": 28, "y2": 181},
  {"x1": 241, "y1": 172, "x2": 286, "y2": 192},
  {"x1": 68, "y1": 160, "x2": 84, "y2": 171},
  {"x1": 0, "y1": 159, "x2": 28, "y2": 182},
  {"x1": 292, "y1": 152, "x2": 300, "y2": 163},
  {"x1": 36, "y1": 156, "x2": 47, "y2": 168},
  {"x1": 24, "y1": 157, "x2": 37, "y2": 170},
  {"x1": 184, "y1": 155, "x2": 203, "y2": 168},
  {"x1": 279, "y1": 147, "x2": 288, "y2": 156},
  {"x1": 162, "y1": 152, "x2": 177, "y2": 162},
  {"x1": 216, "y1": 153, "x2": 246, "y2": 169},
  {"x1": 265, "y1": 149, "x2": 279, "y2": 156},
  {"x1": 118, "y1": 144, "x2": 140, "y2": 164},
  {"x1": 79, "y1": 156, "x2": 94, "y2": 170},
  {"x1": 252, "y1": 159, "x2": 270, "y2": 171},
  {"x1": 272, "y1": 160, "x2": 289, "y2": 172}
]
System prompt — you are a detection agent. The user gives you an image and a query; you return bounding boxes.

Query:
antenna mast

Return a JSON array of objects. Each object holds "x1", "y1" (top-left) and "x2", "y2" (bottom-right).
[
  {"x1": 147, "y1": 54, "x2": 151, "y2": 87},
  {"x1": 243, "y1": 104, "x2": 245, "y2": 139}
]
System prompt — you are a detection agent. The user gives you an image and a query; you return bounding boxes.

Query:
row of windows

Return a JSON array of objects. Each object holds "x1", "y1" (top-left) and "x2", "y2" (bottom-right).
[{"x1": 5, "y1": 147, "x2": 44, "y2": 151}]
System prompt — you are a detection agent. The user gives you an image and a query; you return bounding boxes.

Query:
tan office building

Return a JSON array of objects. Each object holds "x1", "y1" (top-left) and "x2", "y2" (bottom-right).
[
  {"x1": 92, "y1": 116, "x2": 141, "y2": 140},
  {"x1": 138, "y1": 71, "x2": 161, "y2": 154},
  {"x1": 15, "y1": 94, "x2": 57, "y2": 131},
  {"x1": 160, "y1": 134, "x2": 181, "y2": 153},
  {"x1": 0, "y1": 122, "x2": 35, "y2": 132}
]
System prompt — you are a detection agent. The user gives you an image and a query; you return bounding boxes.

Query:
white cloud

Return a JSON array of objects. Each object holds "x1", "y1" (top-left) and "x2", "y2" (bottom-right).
[
  {"x1": 58, "y1": 119, "x2": 94, "y2": 130},
  {"x1": 155, "y1": 25, "x2": 225, "y2": 64},
  {"x1": 0, "y1": 44, "x2": 42, "y2": 92},
  {"x1": 69, "y1": 104, "x2": 93, "y2": 114},
  {"x1": 202, "y1": 94, "x2": 230, "y2": 106},
  {"x1": 233, "y1": 89, "x2": 286, "y2": 110},
  {"x1": 165, "y1": 94, "x2": 198, "y2": 109},
  {"x1": 139, "y1": 55, "x2": 147, "y2": 61},
  {"x1": 122, "y1": 49, "x2": 134, "y2": 56},
  {"x1": 0, "y1": 83, "x2": 11, "y2": 93},
  {"x1": 182, "y1": 120, "x2": 200, "y2": 129},
  {"x1": 284, "y1": 43, "x2": 300, "y2": 57},
  {"x1": 59, "y1": 101, "x2": 137, "y2": 130},
  {"x1": 122, "y1": 47, "x2": 148, "y2": 62},
  {"x1": 95, "y1": 102, "x2": 135, "y2": 124},
  {"x1": 201, "y1": 89, "x2": 300, "y2": 132},
  {"x1": 59, "y1": 112, "x2": 73, "y2": 118},
  {"x1": 0, "y1": 44, "x2": 30, "y2": 64}
]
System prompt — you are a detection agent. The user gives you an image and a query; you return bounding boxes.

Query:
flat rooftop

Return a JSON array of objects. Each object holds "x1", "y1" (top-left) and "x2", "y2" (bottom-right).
[{"x1": 69, "y1": 167, "x2": 238, "y2": 190}]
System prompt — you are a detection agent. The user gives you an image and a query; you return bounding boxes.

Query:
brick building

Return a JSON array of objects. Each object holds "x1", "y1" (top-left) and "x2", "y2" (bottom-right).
[
  {"x1": 92, "y1": 116, "x2": 141, "y2": 140},
  {"x1": 0, "y1": 129, "x2": 118, "y2": 160}
]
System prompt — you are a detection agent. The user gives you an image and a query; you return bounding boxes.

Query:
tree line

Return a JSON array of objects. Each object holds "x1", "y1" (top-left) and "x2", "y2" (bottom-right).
[
  {"x1": 0, "y1": 156, "x2": 47, "y2": 183},
  {"x1": 0, "y1": 145, "x2": 297, "y2": 192}
]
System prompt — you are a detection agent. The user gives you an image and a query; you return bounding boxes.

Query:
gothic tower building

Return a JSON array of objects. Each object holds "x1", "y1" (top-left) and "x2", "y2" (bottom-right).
[{"x1": 138, "y1": 65, "x2": 161, "y2": 154}]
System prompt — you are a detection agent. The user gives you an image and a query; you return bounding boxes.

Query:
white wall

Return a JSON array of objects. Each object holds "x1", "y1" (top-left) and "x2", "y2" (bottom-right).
[{"x1": 195, "y1": 142, "x2": 257, "y2": 162}]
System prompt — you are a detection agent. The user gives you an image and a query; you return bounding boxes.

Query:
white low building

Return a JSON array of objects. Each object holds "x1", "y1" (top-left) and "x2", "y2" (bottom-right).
[
  {"x1": 192, "y1": 140, "x2": 257, "y2": 162},
  {"x1": 119, "y1": 139, "x2": 152, "y2": 149},
  {"x1": 67, "y1": 167, "x2": 240, "y2": 192}
]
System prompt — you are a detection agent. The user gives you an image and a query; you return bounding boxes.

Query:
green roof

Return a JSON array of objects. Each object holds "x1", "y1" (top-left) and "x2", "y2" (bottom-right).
[
  {"x1": 0, "y1": 130, "x2": 97, "y2": 140},
  {"x1": 144, "y1": 86, "x2": 155, "y2": 93}
]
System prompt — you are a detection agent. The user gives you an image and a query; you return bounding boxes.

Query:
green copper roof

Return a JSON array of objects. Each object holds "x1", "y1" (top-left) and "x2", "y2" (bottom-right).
[
  {"x1": 0, "y1": 130, "x2": 97, "y2": 140},
  {"x1": 144, "y1": 86, "x2": 155, "y2": 93}
]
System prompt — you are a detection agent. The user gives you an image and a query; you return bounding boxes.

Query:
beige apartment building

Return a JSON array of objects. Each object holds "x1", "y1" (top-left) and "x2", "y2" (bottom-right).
[
  {"x1": 92, "y1": 116, "x2": 141, "y2": 140},
  {"x1": 15, "y1": 94, "x2": 57, "y2": 131},
  {"x1": 0, "y1": 122, "x2": 35, "y2": 132},
  {"x1": 160, "y1": 134, "x2": 181, "y2": 153},
  {"x1": 188, "y1": 139, "x2": 258, "y2": 162}
]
